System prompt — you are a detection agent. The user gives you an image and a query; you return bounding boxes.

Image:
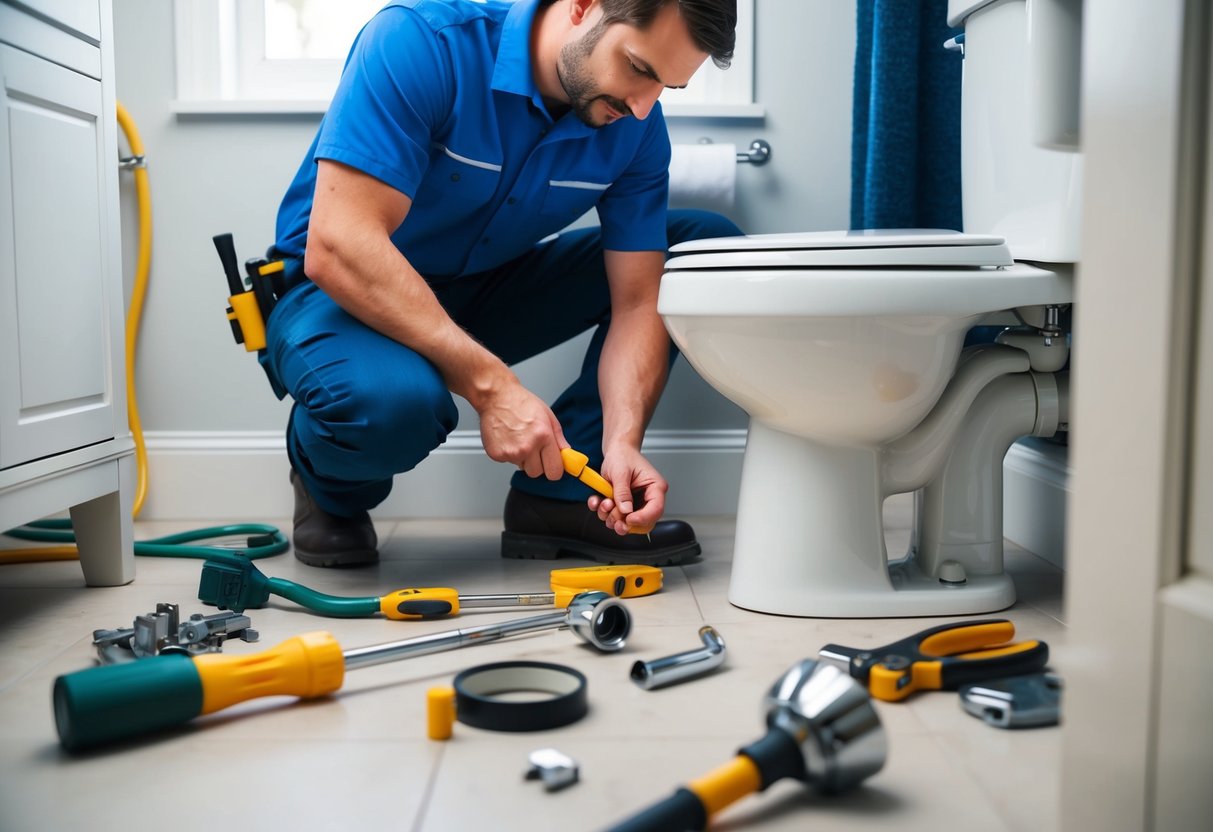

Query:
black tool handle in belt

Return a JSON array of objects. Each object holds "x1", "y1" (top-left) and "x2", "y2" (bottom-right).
[
  {"x1": 244, "y1": 259, "x2": 277, "y2": 321},
  {"x1": 213, "y1": 233, "x2": 244, "y2": 295}
]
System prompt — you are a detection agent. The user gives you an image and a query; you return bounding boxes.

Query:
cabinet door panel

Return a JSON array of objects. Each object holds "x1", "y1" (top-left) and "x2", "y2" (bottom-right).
[
  {"x1": 14, "y1": 0, "x2": 102, "y2": 44},
  {"x1": 0, "y1": 44, "x2": 116, "y2": 469}
]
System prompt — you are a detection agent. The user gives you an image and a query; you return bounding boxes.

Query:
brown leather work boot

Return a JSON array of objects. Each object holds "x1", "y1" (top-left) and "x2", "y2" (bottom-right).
[
  {"x1": 500, "y1": 488, "x2": 701, "y2": 566},
  {"x1": 290, "y1": 469, "x2": 378, "y2": 567}
]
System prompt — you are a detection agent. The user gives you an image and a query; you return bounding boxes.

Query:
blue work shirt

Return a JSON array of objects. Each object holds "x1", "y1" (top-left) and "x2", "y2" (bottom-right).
[{"x1": 274, "y1": 0, "x2": 672, "y2": 282}]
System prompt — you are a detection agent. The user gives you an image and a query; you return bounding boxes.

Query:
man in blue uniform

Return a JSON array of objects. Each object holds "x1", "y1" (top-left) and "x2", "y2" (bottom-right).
[{"x1": 265, "y1": 0, "x2": 741, "y2": 567}]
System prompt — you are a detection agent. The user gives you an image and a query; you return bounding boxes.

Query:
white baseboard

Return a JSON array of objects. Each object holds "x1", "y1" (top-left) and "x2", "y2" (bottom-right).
[
  {"x1": 141, "y1": 429, "x2": 746, "y2": 521},
  {"x1": 1003, "y1": 438, "x2": 1071, "y2": 569},
  {"x1": 143, "y1": 430, "x2": 1070, "y2": 572}
]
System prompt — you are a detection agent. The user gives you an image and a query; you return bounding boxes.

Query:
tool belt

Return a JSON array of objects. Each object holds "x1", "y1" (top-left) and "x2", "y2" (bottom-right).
[{"x1": 212, "y1": 232, "x2": 290, "y2": 353}]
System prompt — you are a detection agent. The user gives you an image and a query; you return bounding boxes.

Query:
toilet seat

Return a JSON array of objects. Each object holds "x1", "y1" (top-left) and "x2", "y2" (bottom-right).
[
  {"x1": 660, "y1": 230, "x2": 1072, "y2": 318},
  {"x1": 665, "y1": 245, "x2": 1013, "y2": 270},
  {"x1": 669, "y1": 229, "x2": 1011, "y2": 266}
]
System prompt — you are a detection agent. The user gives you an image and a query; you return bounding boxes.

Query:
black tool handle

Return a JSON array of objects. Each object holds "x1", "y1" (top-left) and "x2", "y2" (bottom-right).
[
  {"x1": 739, "y1": 727, "x2": 807, "y2": 787},
  {"x1": 940, "y1": 639, "x2": 1050, "y2": 689},
  {"x1": 603, "y1": 787, "x2": 707, "y2": 832},
  {"x1": 212, "y1": 233, "x2": 245, "y2": 296},
  {"x1": 245, "y1": 259, "x2": 277, "y2": 320},
  {"x1": 604, "y1": 730, "x2": 800, "y2": 832}
]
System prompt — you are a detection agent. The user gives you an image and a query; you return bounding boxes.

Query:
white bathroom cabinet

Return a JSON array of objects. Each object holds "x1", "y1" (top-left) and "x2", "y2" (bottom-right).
[{"x1": 0, "y1": 0, "x2": 134, "y2": 585}]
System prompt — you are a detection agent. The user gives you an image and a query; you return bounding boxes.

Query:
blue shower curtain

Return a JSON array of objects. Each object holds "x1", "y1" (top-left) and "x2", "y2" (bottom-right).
[{"x1": 851, "y1": 0, "x2": 963, "y2": 231}]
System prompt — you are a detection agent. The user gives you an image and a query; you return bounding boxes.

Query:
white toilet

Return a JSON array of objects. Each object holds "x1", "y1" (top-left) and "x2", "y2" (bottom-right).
[{"x1": 658, "y1": 0, "x2": 1081, "y2": 617}]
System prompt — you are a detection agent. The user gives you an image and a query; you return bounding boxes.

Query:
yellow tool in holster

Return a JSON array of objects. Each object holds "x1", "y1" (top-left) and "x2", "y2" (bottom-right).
[{"x1": 213, "y1": 232, "x2": 284, "y2": 352}]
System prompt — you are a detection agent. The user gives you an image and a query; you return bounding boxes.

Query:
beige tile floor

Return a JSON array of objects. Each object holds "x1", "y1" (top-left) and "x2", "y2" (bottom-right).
[{"x1": 0, "y1": 494, "x2": 1065, "y2": 831}]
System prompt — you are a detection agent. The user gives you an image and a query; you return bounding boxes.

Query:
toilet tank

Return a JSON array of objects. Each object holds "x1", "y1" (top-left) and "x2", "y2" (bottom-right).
[{"x1": 949, "y1": 0, "x2": 1082, "y2": 263}]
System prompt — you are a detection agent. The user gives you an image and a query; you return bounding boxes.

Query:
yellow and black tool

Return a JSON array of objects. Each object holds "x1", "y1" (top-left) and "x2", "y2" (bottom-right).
[
  {"x1": 213, "y1": 232, "x2": 284, "y2": 352},
  {"x1": 198, "y1": 553, "x2": 660, "y2": 621},
  {"x1": 606, "y1": 659, "x2": 887, "y2": 831},
  {"x1": 561, "y1": 448, "x2": 655, "y2": 535},
  {"x1": 818, "y1": 619, "x2": 1049, "y2": 702}
]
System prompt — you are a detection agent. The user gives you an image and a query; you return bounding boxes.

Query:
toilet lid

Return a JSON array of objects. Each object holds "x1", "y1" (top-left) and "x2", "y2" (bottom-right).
[{"x1": 666, "y1": 229, "x2": 1013, "y2": 269}]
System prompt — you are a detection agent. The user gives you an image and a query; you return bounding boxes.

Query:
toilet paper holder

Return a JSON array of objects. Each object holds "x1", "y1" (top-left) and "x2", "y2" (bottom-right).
[
  {"x1": 737, "y1": 139, "x2": 771, "y2": 165},
  {"x1": 698, "y1": 137, "x2": 771, "y2": 165}
]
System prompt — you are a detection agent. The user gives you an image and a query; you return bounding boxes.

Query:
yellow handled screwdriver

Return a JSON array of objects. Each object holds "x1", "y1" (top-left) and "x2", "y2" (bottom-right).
[
  {"x1": 561, "y1": 448, "x2": 655, "y2": 535},
  {"x1": 54, "y1": 590, "x2": 631, "y2": 752}
]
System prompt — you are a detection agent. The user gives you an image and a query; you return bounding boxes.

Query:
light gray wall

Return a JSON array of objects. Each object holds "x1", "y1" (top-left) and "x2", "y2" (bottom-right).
[{"x1": 112, "y1": 0, "x2": 855, "y2": 438}]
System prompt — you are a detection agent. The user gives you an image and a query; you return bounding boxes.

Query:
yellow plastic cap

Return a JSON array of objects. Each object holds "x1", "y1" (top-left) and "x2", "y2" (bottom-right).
[{"x1": 427, "y1": 686, "x2": 457, "y2": 740}]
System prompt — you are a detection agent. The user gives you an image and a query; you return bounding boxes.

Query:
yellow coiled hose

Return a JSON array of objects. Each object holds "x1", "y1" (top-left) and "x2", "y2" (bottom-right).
[{"x1": 118, "y1": 101, "x2": 152, "y2": 518}]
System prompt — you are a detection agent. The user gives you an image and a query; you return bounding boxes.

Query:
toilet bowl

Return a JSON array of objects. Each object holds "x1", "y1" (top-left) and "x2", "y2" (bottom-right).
[
  {"x1": 657, "y1": 0, "x2": 1082, "y2": 617},
  {"x1": 659, "y1": 230, "x2": 1072, "y2": 616}
]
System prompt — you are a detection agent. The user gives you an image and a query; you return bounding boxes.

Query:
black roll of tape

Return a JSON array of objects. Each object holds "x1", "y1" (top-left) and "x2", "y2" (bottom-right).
[{"x1": 453, "y1": 661, "x2": 588, "y2": 732}]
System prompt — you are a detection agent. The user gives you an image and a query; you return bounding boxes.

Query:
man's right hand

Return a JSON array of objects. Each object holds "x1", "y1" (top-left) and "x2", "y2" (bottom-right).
[{"x1": 477, "y1": 379, "x2": 568, "y2": 480}]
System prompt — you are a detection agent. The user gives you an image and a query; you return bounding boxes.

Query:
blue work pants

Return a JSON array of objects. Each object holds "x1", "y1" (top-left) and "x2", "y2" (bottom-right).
[{"x1": 262, "y1": 209, "x2": 742, "y2": 517}]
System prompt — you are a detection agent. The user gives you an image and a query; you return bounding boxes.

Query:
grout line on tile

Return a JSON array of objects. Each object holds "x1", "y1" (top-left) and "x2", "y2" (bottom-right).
[
  {"x1": 409, "y1": 739, "x2": 447, "y2": 832},
  {"x1": 680, "y1": 565, "x2": 707, "y2": 622},
  {"x1": 376, "y1": 520, "x2": 402, "y2": 547},
  {"x1": 921, "y1": 729, "x2": 1040, "y2": 832},
  {"x1": 1017, "y1": 598, "x2": 1068, "y2": 629},
  {"x1": 0, "y1": 633, "x2": 90, "y2": 696}
]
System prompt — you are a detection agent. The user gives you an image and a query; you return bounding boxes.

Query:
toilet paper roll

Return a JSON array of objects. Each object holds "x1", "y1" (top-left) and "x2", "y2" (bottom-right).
[{"x1": 668, "y1": 143, "x2": 736, "y2": 212}]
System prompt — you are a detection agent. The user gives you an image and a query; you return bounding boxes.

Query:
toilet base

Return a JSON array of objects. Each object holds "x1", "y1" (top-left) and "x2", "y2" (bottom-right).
[
  {"x1": 729, "y1": 560, "x2": 1016, "y2": 618},
  {"x1": 727, "y1": 421, "x2": 1018, "y2": 618}
]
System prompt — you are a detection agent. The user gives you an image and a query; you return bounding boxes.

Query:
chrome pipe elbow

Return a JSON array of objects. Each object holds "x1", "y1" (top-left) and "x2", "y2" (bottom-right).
[{"x1": 630, "y1": 625, "x2": 726, "y2": 690}]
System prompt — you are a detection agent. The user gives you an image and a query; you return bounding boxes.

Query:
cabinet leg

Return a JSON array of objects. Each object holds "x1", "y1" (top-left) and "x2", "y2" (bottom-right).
[{"x1": 69, "y1": 454, "x2": 135, "y2": 586}]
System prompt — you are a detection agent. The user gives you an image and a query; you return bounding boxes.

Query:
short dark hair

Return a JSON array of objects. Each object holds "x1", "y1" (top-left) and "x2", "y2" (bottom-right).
[{"x1": 564, "y1": 0, "x2": 738, "y2": 69}]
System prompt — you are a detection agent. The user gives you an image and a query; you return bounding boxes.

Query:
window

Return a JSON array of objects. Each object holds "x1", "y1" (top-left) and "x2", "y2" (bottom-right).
[{"x1": 172, "y1": 0, "x2": 759, "y2": 117}]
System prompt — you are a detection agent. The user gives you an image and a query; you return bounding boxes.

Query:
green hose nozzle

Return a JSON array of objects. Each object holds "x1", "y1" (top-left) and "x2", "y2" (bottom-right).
[{"x1": 198, "y1": 555, "x2": 380, "y2": 618}]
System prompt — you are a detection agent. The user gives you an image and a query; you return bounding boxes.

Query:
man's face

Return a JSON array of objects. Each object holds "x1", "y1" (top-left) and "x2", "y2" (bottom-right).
[{"x1": 556, "y1": 2, "x2": 709, "y2": 128}]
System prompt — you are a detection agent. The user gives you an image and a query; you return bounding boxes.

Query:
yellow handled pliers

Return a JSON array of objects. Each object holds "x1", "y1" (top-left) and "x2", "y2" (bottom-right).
[{"x1": 819, "y1": 619, "x2": 1049, "y2": 702}]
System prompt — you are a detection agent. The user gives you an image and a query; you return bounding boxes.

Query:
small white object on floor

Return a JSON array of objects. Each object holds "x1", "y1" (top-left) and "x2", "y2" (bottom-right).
[{"x1": 525, "y1": 748, "x2": 579, "y2": 792}]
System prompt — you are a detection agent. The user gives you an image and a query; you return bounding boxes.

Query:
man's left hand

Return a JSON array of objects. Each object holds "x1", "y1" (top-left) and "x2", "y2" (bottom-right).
[{"x1": 588, "y1": 449, "x2": 668, "y2": 535}]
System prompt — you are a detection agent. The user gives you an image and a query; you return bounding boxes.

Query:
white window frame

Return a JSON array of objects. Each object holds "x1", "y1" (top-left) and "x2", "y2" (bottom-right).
[{"x1": 171, "y1": 0, "x2": 759, "y2": 118}]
